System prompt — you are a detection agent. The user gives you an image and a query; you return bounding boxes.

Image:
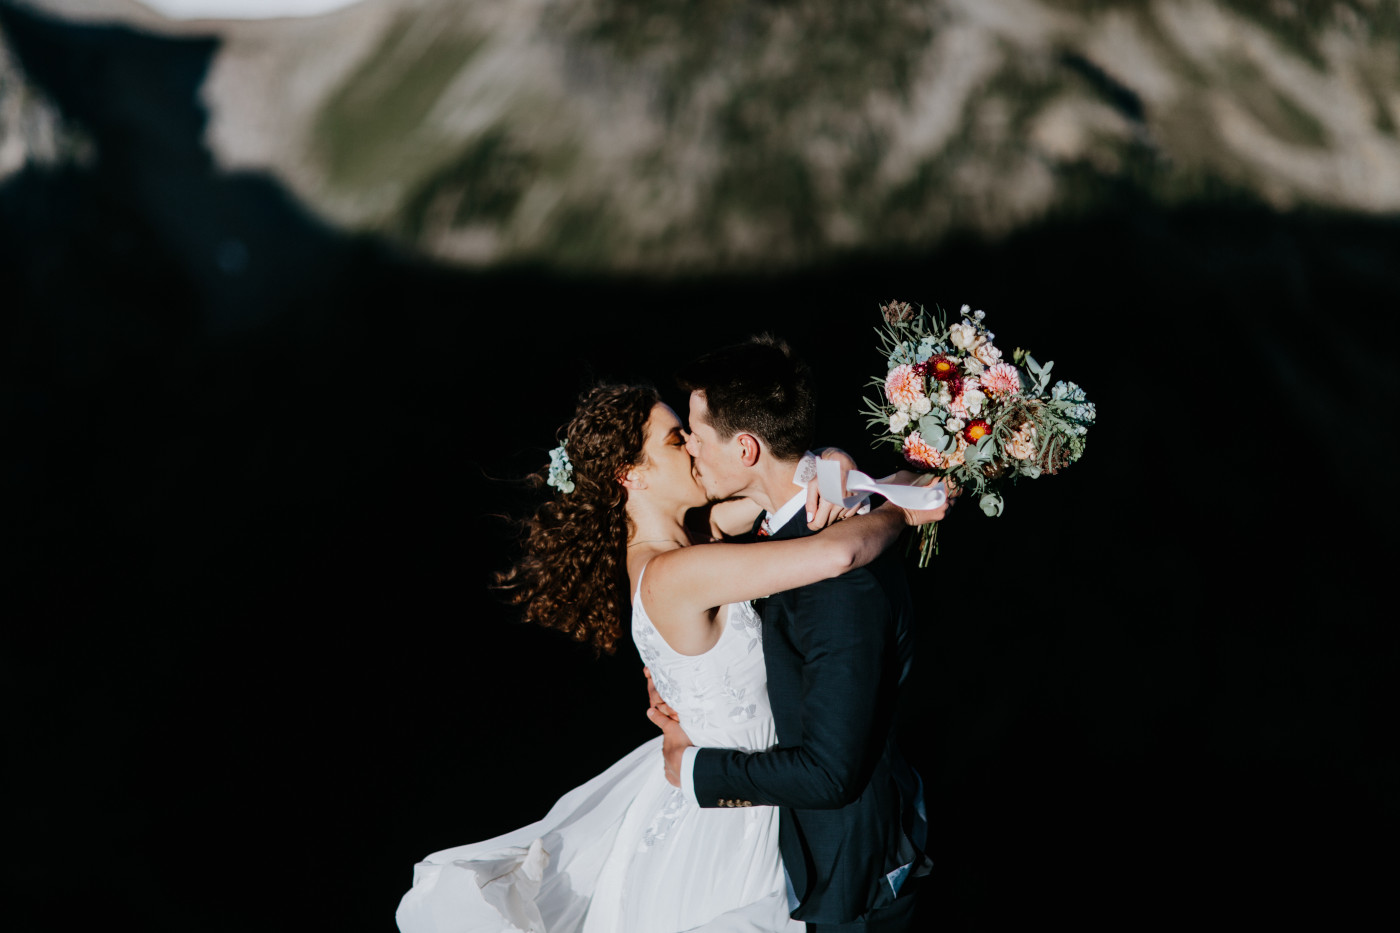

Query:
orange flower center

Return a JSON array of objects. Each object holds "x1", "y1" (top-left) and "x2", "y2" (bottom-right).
[
  {"x1": 965, "y1": 420, "x2": 990, "y2": 442},
  {"x1": 933, "y1": 358, "x2": 955, "y2": 375}
]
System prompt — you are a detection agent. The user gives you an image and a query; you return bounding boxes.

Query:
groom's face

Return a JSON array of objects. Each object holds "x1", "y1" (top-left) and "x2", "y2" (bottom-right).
[{"x1": 684, "y1": 391, "x2": 746, "y2": 501}]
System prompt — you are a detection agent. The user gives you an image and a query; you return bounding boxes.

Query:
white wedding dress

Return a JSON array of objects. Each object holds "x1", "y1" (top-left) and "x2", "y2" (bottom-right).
[{"x1": 396, "y1": 566, "x2": 803, "y2": 933}]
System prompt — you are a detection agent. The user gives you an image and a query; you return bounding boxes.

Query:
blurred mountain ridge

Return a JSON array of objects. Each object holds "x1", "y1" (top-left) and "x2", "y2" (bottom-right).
[
  {"x1": 10, "y1": 0, "x2": 1400, "y2": 272},
  {"x1": 0, "y1": 12, "x2": 93, "y2": 180}
]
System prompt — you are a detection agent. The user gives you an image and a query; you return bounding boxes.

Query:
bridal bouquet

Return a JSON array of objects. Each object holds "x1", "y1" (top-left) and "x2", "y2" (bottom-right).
[{"x1": 862, "y1": 300, "x2": 1096, "y2": 565}]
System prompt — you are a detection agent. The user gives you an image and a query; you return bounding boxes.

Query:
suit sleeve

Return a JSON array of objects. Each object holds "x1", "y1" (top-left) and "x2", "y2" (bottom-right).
[{"x1": 691, "y1": 569, "x2": 894, "y2": 810}]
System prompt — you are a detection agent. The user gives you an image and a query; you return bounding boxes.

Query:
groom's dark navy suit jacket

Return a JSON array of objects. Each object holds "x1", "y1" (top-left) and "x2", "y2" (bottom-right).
[{"x1": 691, "y1": 510, "x2": 930, "y2": 925}]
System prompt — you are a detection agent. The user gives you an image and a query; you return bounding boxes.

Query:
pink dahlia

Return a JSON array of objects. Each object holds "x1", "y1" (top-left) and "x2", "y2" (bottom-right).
[
  {"x1": 885, "y1": 364, "x2": 926, "y2": 410},
  {"x1": 981, "y1": 362, "x2": 1023, "y2": 397},
  {"x1": 903, "y1": 431, "x2": 943, "y2": 469}
]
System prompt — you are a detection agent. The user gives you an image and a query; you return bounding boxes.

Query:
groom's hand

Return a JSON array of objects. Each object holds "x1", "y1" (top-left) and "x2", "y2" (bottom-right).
[
  {"x1": 898, "y1": 476, "x2": 959, "y2": 525},
  {"x1": 645, "y1": 706, "x2": 693, "y2": 788},
  {"x1": 807, "y1": 448, "x2": 864, "y2": 529}
]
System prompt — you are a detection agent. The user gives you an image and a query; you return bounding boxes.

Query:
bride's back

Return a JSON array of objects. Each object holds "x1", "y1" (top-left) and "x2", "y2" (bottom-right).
[{"x1": 632, "y1": 564, "x2": 776, "y2": 754}]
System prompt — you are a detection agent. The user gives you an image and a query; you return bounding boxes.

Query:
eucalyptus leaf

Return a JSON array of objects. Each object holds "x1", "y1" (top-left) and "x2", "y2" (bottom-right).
[
  {"x1": 917, "y1": 414, "x2": 945, "y2": 437},
  {"x1": 974, "y1": 438, "x2": 999, "y2": 464},
  {"x1": 979, "y1": 493, "x2": 1004, "y2": 517},
  {"x1": 1026, "y1": 355, "x2": 1041, "y2": 374}
]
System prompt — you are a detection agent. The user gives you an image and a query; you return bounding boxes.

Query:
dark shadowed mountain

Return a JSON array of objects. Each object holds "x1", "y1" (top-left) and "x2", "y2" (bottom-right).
[{"x1": 10, "y1": 0, "x2": 1400, "y2": 271}]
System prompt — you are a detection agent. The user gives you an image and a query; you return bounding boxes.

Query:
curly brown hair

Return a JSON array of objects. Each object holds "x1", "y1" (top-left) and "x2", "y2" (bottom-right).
[{"x1": 493, "y1": 384, "x2": 660, "y2": 654}]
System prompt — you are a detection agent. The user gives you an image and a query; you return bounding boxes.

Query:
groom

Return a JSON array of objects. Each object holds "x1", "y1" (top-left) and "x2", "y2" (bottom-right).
[{"x1": 646, "y1": 335, "x2": 939, "y2": 932}]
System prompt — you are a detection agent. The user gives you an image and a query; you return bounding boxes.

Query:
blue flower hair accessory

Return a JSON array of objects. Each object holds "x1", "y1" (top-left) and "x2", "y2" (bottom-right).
[{"x1": 546, "y1": 443, "x2": 575, "y2": 494}]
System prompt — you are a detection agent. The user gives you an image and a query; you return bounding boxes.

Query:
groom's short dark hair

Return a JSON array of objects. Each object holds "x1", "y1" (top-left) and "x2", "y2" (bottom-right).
[{"x1": 675, "y1": 334, "x2": 815, "y2": 461}]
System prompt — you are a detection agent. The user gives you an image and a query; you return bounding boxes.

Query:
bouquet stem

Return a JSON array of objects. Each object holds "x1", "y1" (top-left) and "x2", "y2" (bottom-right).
[{"x1": 915, "y1": 524, "x2": 939, "y2": 568}]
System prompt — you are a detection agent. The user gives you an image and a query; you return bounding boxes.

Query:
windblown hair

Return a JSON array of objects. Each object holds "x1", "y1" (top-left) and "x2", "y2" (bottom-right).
[
  {"x1": 675, "y1": 334, "x2": 815, "y2": 460},
  {"x1": 494, "y1": 384, "x2": 660, "y2": 654}
]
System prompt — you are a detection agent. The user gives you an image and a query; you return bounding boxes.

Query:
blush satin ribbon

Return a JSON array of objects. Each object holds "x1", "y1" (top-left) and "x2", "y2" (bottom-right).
[{"x1": 815, "y1": 459, "x2": 947, "y2": 512}]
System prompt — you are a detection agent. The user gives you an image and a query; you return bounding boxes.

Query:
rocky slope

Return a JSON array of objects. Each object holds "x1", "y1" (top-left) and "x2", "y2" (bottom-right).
[
  {"x1": 0, "y1": 13, "x2": 92, "y2": 181},
  {"x1": 12, "y1": 0, "x2": 1400, "y2": 271}
]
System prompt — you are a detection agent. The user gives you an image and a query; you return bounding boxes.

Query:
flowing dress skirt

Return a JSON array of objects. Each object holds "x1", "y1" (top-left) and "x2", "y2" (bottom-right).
[{"x1": 395, "y1": 737, "x2": 801, "y2": 933}]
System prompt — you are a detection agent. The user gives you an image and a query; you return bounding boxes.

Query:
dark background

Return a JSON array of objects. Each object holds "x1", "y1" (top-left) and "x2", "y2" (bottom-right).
[{"x1": 3, "y1": 5, "x2": 1395, "y2": 930}]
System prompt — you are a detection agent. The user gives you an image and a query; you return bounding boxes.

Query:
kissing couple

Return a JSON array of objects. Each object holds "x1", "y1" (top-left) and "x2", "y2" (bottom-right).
[{"x1": 397, "y1": 335, "x2": 951, "y2": 932}]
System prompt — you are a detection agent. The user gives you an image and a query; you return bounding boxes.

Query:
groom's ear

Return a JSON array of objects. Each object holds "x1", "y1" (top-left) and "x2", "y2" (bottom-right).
[
  {"x1": 737, "y1": 434, "x2": 761, "y2": 467},
  {"x1": 620, "y1": 468, "x2": 645, "y2": 490}
]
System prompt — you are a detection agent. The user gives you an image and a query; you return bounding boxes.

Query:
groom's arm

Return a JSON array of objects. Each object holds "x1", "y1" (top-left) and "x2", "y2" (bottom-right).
[{"x1": 683, "y1": 570, "x2": 897, "y2": 810}]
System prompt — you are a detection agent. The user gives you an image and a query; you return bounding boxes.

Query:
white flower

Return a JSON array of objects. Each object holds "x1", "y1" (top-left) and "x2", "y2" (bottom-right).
[
  {"x1": 960, "y1": 304, "x2": 971, "y2": 314},
  {"x1": 546, "y1": 444, "x2": 575, "y2": 494},
  {"x1": 945, "y1": 417, "x2": 965, "y2": 432},
  {"x1": 948, "y1": 322, "x2": 984, "y2": 352},
  {"x1": 910, "y1": 396, "x2": 932, "y2": 416},
  {"x1": 889, "y1": 411, "x2": 910, "y2": 433},
  {"x1": 961, "y1": 387, "x2": 986, "y2": 416},
  {"x1": 972, "y1": 342, "x2": 1002, "y2": 366},
  {"x1": 938, "y1": 387, "x2": 952, "y2": 405},
  {"x1": 963, "y1": 357, "x2": 985, "y2": 375},
  {"x1": 973, "y1": 309, "x2": 986, "y2": 321}
]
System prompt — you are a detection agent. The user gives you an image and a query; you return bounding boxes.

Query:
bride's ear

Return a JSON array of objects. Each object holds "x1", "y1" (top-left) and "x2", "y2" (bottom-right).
[{"x1": 620, "y1": 465, "x2": 647, "y2": 490}]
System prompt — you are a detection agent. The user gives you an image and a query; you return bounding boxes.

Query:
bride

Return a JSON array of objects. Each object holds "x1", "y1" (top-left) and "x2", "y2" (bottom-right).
[{"x1": 396, "y1": 384, "x2": 940, "y2": 933}]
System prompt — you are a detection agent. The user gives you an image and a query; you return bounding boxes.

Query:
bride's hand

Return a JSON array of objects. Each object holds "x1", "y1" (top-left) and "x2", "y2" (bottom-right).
[
  {"x1": 644, "y1": 667, "x2": 679, "y2": 723},
  {"x1": 806, "y1": 447, "x2": 866, "y2": 530}
]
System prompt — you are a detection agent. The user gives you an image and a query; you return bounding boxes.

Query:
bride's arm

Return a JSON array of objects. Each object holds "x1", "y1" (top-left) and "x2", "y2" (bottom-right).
[
  {"x1": 706, "y1": 498, "x2": 764, "y2": 539},
  {"x1": 695, "y1": 450, "x2": 883, "y2": 541},
  {"x1": 644, "y1": 497, "x2": 943, "y2": 618}
]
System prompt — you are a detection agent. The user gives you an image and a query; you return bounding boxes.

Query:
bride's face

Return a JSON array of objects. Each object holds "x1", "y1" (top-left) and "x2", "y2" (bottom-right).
[{"x1": 634, "y1": 403, "x2": 705, "y2": 507}]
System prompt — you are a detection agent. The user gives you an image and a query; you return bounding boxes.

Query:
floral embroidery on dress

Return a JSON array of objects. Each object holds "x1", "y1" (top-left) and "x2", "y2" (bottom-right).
[
  {"x1": 722, "y1": 670, "x2": 756, "y2": 724},
  {"x1": 641, "y1": 788, "x2": 687, "y2": 849},
  {"x1": 729, "y1": 602, "x2": 763, "y2": 653},
  {"x1": 631, "y1": 564, "x2": 773, "y2": 754},
  {"x1": 634, "y1": 617, "x2": 680, "y2": 707},
  {"x1": 728, "y1": 703, "x2": 757, "y2": 723}
]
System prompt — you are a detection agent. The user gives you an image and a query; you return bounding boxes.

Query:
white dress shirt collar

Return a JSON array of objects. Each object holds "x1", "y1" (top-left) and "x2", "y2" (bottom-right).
[{"x1": 760, "y1": 451, "x2": 816, "y2": 535}]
